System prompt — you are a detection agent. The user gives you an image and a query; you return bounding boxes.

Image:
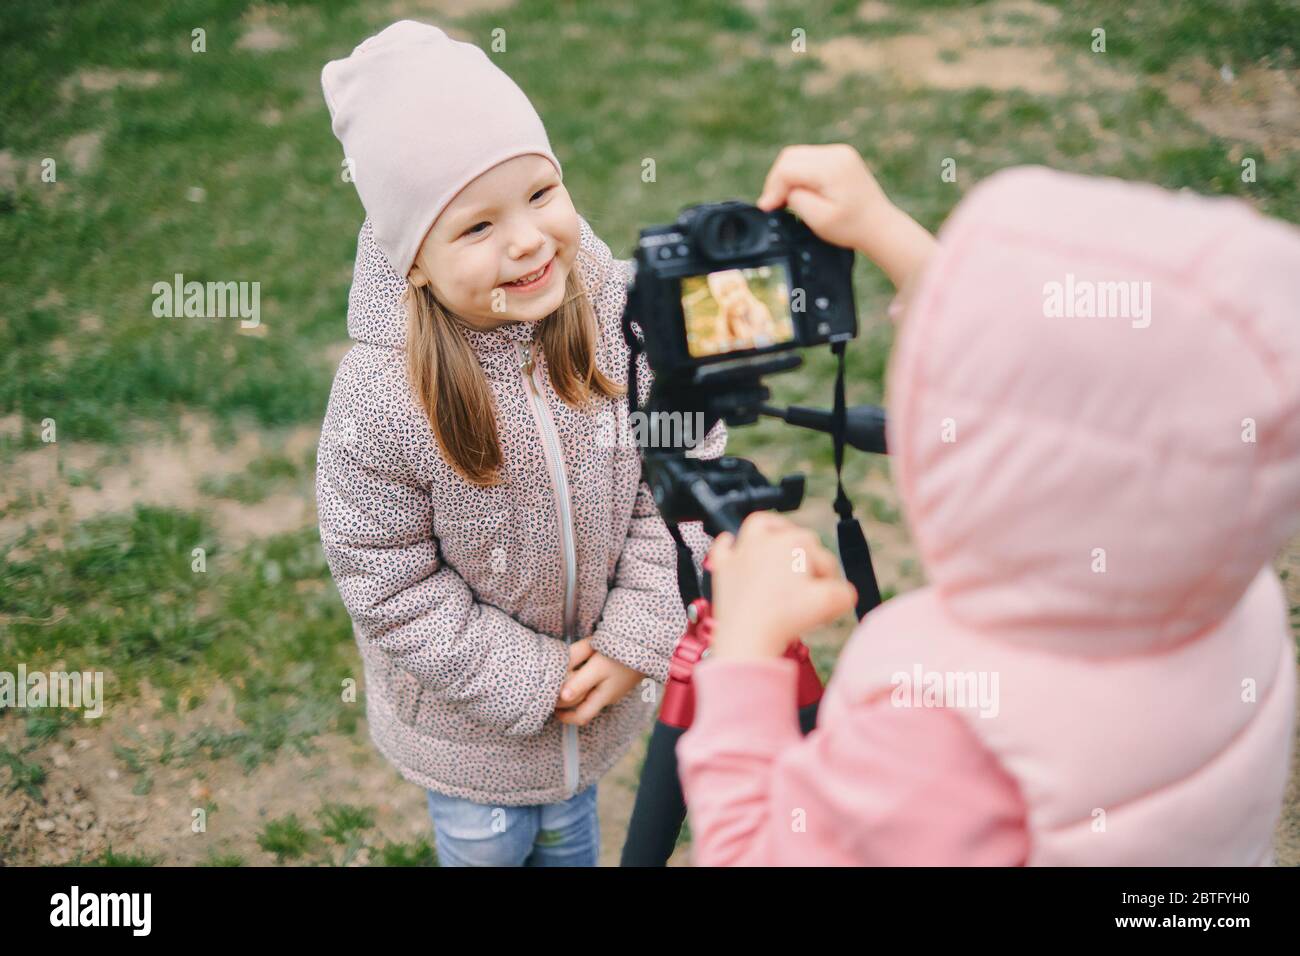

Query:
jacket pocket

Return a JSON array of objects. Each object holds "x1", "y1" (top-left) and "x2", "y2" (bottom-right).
[{"x1": 390, "y1": 670, "x2": 425, "y2": 727}]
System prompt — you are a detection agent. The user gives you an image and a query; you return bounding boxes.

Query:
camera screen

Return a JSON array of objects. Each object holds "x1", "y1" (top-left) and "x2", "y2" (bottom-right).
[{"x1": 680, "y1": 261, "x2": 796, "y2": 358}]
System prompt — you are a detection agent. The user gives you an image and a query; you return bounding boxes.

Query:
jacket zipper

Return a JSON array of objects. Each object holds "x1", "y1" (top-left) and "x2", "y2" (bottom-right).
[{"x1": 515, "y1": 342, "x2": 581, "y2": 797}]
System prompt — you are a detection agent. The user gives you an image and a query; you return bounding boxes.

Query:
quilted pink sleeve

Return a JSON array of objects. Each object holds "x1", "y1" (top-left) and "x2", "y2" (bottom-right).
[{"x1": 677, "y1": 657, "x2": 1030, "y2": 866}]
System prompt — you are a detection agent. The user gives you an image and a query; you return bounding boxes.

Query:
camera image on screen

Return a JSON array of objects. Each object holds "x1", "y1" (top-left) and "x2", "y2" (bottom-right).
[
  {"x1": 623, "y1": 200, "x2": 858, "y2": 385},
  {"x1": 681, "y1": 264, "x2": 796, "y2": 358}
]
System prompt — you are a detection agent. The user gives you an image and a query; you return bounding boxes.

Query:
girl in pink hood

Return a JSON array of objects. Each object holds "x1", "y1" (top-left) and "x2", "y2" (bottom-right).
[
  {"x1": 316, "y1": 21, "x2": 722, "y2": 866},
  {"x1": 678, "y1": 144, "x2": 1300, "y2": 866}
]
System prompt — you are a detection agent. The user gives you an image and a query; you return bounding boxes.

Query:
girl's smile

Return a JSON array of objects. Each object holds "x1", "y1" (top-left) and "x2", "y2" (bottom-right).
[{"x1": 500, "y1": 254, "x2": 555, "y2": 293}]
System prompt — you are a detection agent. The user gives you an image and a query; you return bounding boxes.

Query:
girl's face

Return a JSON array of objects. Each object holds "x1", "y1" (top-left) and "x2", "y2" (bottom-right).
[
  {"x1": 409, "y1": 154, "x2": 579, "y2": 330},
  {"x1": 708, "y1": 271, "x2": 751, "y2": 319}
]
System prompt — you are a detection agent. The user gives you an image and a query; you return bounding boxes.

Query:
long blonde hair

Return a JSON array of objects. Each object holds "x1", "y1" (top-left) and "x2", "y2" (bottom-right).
[{"x1": 405, "y1": 271, "x2": 623, "y2": 486}]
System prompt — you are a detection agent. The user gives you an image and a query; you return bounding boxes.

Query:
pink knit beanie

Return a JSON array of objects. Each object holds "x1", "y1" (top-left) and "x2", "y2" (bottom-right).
[{"x1": 321, "y1": 20, "x2": 563, "y2": 278}]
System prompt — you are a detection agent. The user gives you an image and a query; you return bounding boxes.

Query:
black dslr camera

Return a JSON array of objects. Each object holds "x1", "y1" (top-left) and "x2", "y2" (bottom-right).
[
  {"x1": 626, "y1": 201, "x2": 857, "y2": 383},
  {"x1": 620, "y1": 200, "x2": 876, "y2": 538}
]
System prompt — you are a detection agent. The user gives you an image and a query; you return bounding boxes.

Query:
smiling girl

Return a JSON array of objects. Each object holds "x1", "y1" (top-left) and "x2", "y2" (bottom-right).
[{"x1": 316, "y1": 20, "x2": 722, "y2": 866}]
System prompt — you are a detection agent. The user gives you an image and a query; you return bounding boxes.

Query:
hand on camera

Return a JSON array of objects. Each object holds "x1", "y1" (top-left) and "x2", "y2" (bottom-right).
[
  {"x1": 756, "y1": 143, "x2": 938, "y2": 299},
  {"x1": 706, "y1": 512, "x2": 858, "y2": 661},
  {"x1": 756, "y1": 143, "x2": 893, "y2": 251}
]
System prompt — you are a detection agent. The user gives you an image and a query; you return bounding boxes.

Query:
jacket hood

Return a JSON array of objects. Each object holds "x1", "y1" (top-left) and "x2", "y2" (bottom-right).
[
  {"x1": 344, "y1": 213, "x2": 619, "y2": 357},
  {"x1": 887, "y1": 166, "x2": 1300, "y2": 656}
]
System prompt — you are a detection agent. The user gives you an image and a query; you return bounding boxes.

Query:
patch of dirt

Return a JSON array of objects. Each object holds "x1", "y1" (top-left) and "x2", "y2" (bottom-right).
[
  {"x1": 1162, "y1": 59, "x2": 1300, "y2": 160},
  {"x1": 0, "y1": 679, "x2": 434, "y2": 866},
  {"x1": 213, "y1": 491, "x2": 315, "y2": 543},
  {"x1": 58, "y1": 68, "x2": 165, "y2": 100},
  {"x1": 235, "y1": 4, "x2": 297, "y2": 55},
  {"x1": 0, "y1": 412, "x2": 320, "y2": 551},
  {"x1": 63, "y1": 131, "x2": 103, "y2": 176},
  {"x1": 236, "y1": 24, "x2": 292, "y2": 53},
  {"x1": 0, "y1": 672, "x2": 680, "y2": 866},
  {"x1": 383, "y1": 0, "x2": 518, "y2": 20},
  {"x1": 802, "y1": 0, "x2": 1132, "y2": 98},
  {"x1": 0, "y1": 150, "x2": 21, "y2": 193},
  {"x1": 858, "y1": 0, "x2": 892, "y2": 22}
]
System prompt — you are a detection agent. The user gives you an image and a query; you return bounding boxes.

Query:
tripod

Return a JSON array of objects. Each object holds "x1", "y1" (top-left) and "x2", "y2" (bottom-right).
[{"x1": 619, "y1": 399, "x2": 889, "y2": 866}]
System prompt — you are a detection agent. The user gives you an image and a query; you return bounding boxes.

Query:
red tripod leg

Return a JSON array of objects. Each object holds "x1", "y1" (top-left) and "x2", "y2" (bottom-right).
[{"x1": 620, "y1": 598, "x2": 824, "y2": 865}]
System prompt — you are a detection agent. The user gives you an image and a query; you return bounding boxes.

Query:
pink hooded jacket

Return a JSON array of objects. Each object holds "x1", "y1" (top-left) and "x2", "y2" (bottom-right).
[
  {"x1": 677, "y1": 167, "x2": 1300, "y2": 865},
  {"x1": 317, "y1": 215, "x2": 723, "y2": 806}
]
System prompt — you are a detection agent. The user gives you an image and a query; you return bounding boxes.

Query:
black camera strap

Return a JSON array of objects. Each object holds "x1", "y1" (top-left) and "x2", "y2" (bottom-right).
[
  {"x1": 831, "y1": 340, "x2": 882, "y2": 620},
  {"x1": 623, "y1": 312, "x2": 643, "y2": 418},
  {"x1": 666, "y1": 522, "x2": 704, "y2": 606},
  {"x1": 625, "y1": 319, "x2": 704, "y2": 606}
]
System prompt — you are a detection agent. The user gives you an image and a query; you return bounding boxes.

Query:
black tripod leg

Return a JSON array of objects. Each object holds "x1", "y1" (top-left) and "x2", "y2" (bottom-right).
[
  {"x1": 619, "y1": 722, "x2": 687, "y2": 867},
  {"x1": 797, "y1": 699, "x2": 820, "y2": 735}
]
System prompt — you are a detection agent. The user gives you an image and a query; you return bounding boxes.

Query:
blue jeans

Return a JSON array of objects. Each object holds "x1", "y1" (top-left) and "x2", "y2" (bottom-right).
[{"x1": 425, "y1": 784, "x2": 600, "y2": 867}]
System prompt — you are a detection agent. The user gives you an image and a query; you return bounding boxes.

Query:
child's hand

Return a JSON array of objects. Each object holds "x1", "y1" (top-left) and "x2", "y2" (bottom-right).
[
  {"x1": 756, "y1": 143, "x2": 891, "y2": 251},
  {"x1": 707, "y1": 512, "x2": 858, "y2": 661},
  {"x1": 554, "y1": 652, "x2": 644, "y2": 726},
  {"x1": 755, "y1": 143, "x2": 937, "y2": 296},
  {"x1": 567, "y1": 637, "x2": 594, "y2": 673}
]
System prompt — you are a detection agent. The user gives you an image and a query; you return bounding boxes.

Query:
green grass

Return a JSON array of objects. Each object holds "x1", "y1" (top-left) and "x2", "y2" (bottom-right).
[
  {"x1": 0, "y1": 742, "x2": 48, "y2": 800},
  {"x1": 255, "y1": 804, "x2": 436, "y2": 865},
  {"x1": 66, "y1": 846, "x2": 163, "y2": 866},
  {"x1": 53, "y1": 826, "x2": 435, "y2": 866},
  {"x1": 257, "y1": 812, "x2": 315, "y2": 862},
  {"x1": 1044, "y1": 0, "x2": 1300, "y2": 74},
  {"x1": 374, "y1": 837, "x2": 438, "y2": 867},
  {"x1": 4, "y1": 0, "x2": 1293, "y2": 458},
  {"x1": 0, "y1": 506, "x2": 358, "y2": 769},
  {"x1": 200, "y1": 850, "x2": 248, "y2": 866}
]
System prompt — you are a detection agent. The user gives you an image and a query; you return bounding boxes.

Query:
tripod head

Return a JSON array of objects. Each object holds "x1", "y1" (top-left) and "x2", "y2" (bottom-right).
[
  {"x1": 644, "y1": 454, "x2": 805, "y2": 537},
  {"x1": 640, "y1": 351, "x2": 811, "y2": 536},
  {"x1": 638, "y1": 349, "x2": 890, "y2": 536}
]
